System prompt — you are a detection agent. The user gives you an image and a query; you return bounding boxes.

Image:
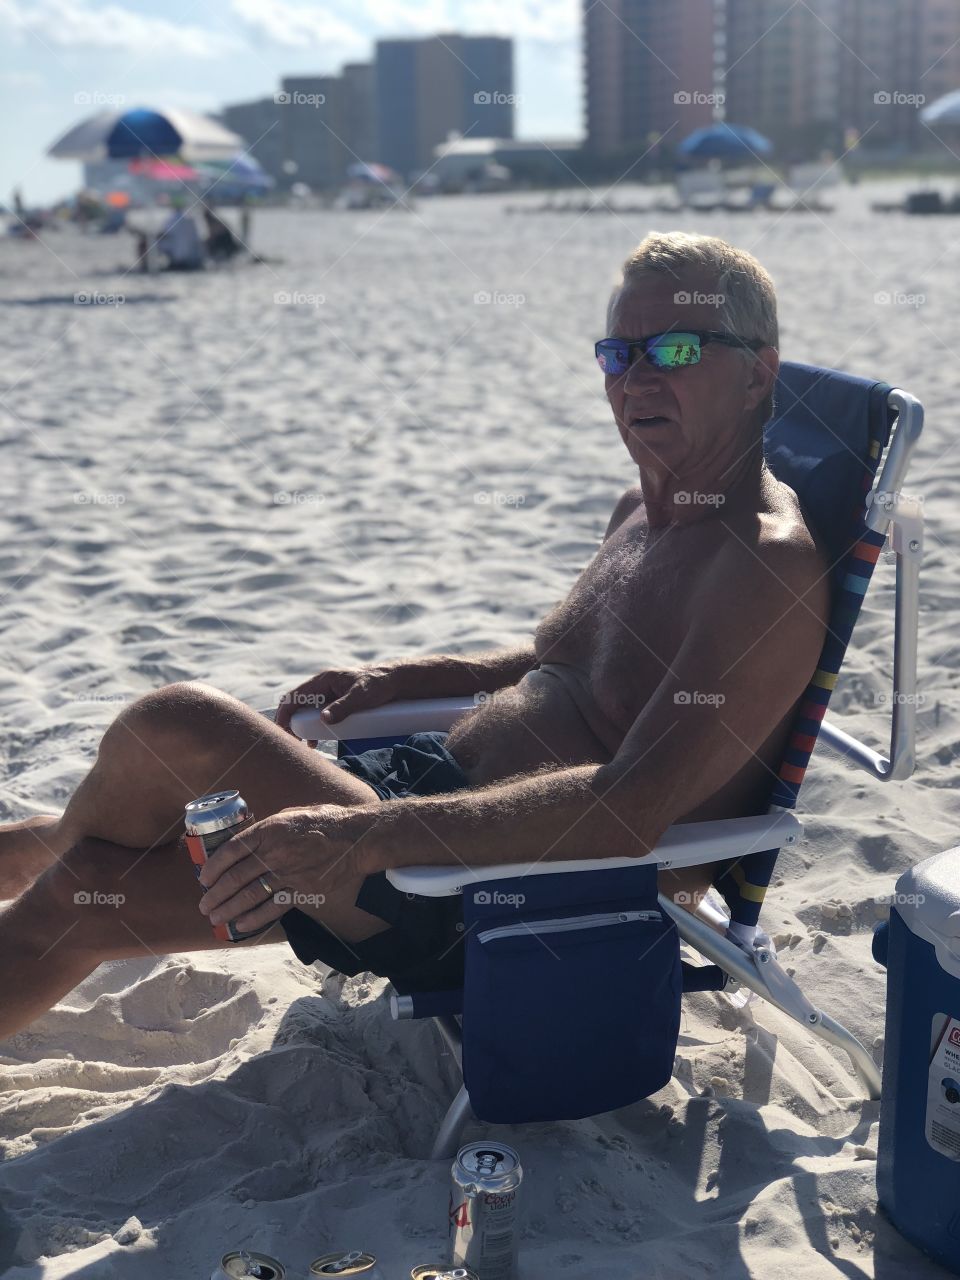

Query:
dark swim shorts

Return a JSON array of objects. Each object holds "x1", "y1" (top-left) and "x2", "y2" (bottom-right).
[{"x1": 279, "y1": 731, "x2": 470, "y2": 994}]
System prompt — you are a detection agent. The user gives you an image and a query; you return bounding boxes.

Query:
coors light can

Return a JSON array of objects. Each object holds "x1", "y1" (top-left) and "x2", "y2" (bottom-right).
[
  {"x1": 211, "y1": 1250, "x2": 285, "y2": 1280},
  {"x1": 449, "y1": 1142, "x2": 522, "y2": 1280},
  {"x1": 185, "y1": 790, "x2": 268, "y2": 943}
]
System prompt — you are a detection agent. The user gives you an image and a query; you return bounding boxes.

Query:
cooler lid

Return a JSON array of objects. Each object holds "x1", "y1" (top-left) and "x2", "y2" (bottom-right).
[{"x1": 895, "y1": 847, "x2": 960, "y2": 980}]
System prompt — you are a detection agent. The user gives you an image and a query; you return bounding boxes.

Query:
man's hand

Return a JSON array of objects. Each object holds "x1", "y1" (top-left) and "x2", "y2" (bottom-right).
[
  {"x1": 276, "y1": 664, "x2": 402, "y2": 738},
  {"x1": 196, "y1": 805, "x2": 377, "y2": 932}
]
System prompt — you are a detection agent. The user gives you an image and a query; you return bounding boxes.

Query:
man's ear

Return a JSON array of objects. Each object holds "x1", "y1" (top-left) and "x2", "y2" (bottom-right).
[{"x1": 744, "y1": 345, "x2": 779, "y2": 412}]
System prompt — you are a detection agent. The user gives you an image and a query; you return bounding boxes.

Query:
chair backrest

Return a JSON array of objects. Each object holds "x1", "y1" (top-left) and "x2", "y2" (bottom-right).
[{"x1": 714, "y1": 362, "x2": 896, "y2": 929}]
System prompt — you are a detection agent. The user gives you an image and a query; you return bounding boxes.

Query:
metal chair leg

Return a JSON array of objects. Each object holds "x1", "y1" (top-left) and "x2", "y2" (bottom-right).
[
  {"x1": 661, "y1": 893, "x2": 882, "y2": 1099},
  {"x1": 431, "y1": 1083, "x2": 473, "y2": 1160}
]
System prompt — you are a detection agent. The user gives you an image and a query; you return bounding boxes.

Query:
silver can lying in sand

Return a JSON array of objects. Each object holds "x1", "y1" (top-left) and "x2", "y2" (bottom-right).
[
  {"x1": 310, "y1": 1251, "x2": 382, "y2": 1277},
  {"x1": 449, "y1": 1142, "x2": 522, "y2": 1280},
  {"x1": 411, "y1": 1267, "x2": 480, "y2": 1280}
]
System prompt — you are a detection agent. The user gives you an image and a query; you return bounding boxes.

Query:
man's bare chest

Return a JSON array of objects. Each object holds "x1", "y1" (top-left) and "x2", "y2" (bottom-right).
[{"x1": 533, "y1": 527, "x2": 699, "y2": 725}]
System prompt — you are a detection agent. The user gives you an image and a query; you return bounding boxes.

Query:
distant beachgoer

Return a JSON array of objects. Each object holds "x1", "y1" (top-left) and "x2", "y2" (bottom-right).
[
  {"x1": 156, "y1": 209, "x2": 204, "y2": 271},
  {"x1": 202, "y1": 207, "x2": 241, "y2": 262}
]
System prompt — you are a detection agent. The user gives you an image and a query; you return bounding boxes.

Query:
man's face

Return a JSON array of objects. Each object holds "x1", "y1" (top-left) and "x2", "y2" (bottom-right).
[{"x1": 604, "y1": 272, "x2": 774, "y2": 477}]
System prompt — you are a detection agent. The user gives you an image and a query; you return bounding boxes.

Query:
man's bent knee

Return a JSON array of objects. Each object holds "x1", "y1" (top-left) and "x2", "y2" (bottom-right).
[{"x1": 101, "y1": 681, "x2": 247, "y2": 771}]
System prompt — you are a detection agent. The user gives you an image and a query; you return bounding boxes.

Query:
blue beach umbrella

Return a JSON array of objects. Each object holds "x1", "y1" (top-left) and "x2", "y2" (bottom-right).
[
  {"x1": 920, "y1": 90, "x2": 960, "y2": 127},
  {"x1": 48, "y1": 107, "x2": 243, "y2": 163},
  {"x1": 678, "y1": 123, "x2": 774, "y2": 161}
]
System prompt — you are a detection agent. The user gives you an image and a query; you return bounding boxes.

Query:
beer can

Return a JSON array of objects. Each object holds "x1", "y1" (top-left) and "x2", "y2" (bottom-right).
[
  {"x1": 185, "y1": 790, "x2": 267, "y2": 943},
  {"x1": 309, "y1": 1251, "x2": 381, "y2": 1277},
  {"x1": 411, "y1": 1267, "x2": 480, "y2": 1280},
  {"x1": 211, "y1": 1249, "x2": 285, "y2": 1280},
  {"x1": 449, "y1": 1142, "x2": 522, "y2": 1280}
]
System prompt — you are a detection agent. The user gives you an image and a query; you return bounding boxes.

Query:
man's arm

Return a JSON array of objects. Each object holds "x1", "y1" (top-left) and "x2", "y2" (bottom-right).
[
  {"x1": 360, "y1": 534, "x2": 828, "y2": 875},
  {"x1": 388, "y1": 644, "x2": 538, "y2": 700}
]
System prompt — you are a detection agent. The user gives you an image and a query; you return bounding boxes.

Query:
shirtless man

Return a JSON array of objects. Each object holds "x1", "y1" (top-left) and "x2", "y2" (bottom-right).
[{"x1": 0, "y1": 232, "x2": 829, "y2": 1037}]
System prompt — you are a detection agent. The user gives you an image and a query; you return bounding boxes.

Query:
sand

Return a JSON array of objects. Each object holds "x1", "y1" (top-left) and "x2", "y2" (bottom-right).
[{"x1": 0, "y1": 182, "x2": 957, "y2": 1277}]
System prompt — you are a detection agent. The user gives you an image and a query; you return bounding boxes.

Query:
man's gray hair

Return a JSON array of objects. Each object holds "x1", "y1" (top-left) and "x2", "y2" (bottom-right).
[{"x1": 608, "y1": 231, "x2": 779, "y2": 349}]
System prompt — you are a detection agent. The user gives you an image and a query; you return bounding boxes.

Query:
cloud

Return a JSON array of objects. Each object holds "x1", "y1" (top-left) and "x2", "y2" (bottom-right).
[
  {"x1": 0, "y1": 0, "x2": 239, "y2": 57},
  {"x1": 229, "y1": 0, "x2": 367, "y2": 53}
]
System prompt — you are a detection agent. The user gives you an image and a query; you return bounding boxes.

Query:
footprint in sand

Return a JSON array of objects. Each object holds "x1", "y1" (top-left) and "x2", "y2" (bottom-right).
[{"x1": 4, "y1": 963, "x2": 263, "y2": 1070}]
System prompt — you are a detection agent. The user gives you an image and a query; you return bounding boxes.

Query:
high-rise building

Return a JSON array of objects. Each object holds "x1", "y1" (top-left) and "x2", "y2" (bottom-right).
[
  {"x1": 341, "y1": 62, "x2": 376, "y2": 163},
  {"x1": 220, "y1": 97, "x2": 284, "y2": 184},
  {"x1": 583, "y1": 0, "x2": 717, "y2": 160},
  {"x1": 724, "y1": 0, "x2": 842, "y2": 158},
  {"x1": 375, "y1": 34, "x2": 514, "y2": 178},
  {"x1": 278, "y1": 75, "x2": 349, "y2": 190}
]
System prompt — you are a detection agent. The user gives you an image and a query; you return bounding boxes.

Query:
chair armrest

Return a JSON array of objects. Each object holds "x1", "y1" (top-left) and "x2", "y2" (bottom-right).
[
  {"x1": 288, "y1": 695, "x2": 477, "y2": 744},
  {"x1": 385, "y1": 811, "x2": 802, "y2": 897}
]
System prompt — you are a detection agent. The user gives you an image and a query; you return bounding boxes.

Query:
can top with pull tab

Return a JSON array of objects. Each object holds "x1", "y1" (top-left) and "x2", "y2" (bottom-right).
[
  {"x1": 185, "y1": 790, "x2": 250, "y2": 836},
  {"x1": 411, "y1": 1266, "x2": 480, "y2": 1280},
  {"x1": 454, "y1": 1142, "x2": 521, "y2": 1187},
  {"x1": 214, "y1": 1250, "x2": 285, "y2": 1280},
  {"x1": 309, "y1": 1252, "x2": 378, "y2": 1276}
]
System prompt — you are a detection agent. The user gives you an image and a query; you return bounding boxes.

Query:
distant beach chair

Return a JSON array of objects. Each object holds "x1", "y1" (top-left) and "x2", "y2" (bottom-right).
[
  {"x1": 675, "y1": 169, "x2": 726, "y2": 210},
  {"x1": 291, "y1": 363, "x2": 924, "y2": 1155}
]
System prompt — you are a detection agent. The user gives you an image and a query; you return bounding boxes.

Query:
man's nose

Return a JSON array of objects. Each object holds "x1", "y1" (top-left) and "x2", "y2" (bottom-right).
[{"x1": 622, "y1": 355, "x2": 664, "y2": 395}]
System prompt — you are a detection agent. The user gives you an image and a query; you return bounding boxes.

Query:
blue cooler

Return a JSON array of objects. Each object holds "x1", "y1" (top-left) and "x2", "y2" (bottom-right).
[{"x1": 877, "y1": 848, "x2": 960, "y2": 1273}]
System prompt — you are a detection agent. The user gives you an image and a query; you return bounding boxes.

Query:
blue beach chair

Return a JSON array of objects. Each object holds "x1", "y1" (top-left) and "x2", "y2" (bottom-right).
[{"x1": 291, "y1": 361, "x2": 924, "y2": 1157}]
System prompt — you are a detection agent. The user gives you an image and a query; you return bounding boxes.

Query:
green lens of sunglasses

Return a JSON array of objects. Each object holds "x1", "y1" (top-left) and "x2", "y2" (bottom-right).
[{"x1": 646, "y1": 334, "x2": 702, "y2": 369}]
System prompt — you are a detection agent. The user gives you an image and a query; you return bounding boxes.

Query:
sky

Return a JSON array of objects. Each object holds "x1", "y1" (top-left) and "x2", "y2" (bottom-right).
[{"x1": 0, "y1": 0, "x2": 583, "y2": 205}]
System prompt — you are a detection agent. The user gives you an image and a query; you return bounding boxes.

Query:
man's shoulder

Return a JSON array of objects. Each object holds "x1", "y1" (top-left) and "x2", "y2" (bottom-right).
[
  {"x1": 707, "y1": 507, "x2": 830, "y2": 620},
  {"x1": 603, "y1": 485, "x2": 645, "y2": 540}
]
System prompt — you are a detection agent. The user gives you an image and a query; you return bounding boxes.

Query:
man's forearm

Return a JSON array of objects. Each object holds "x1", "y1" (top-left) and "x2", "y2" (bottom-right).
[
  {"x1": 357, "y1": 765, "x2": 666, "y2": 875},
  {"x1": 389, "y1": 645, "x2": 538, "y2": 699}
]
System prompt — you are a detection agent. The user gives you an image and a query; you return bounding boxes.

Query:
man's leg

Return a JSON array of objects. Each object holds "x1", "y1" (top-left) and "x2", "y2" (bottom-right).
[{"x1": 0, "y1": 681, "x2": 392, "y2": 1039}]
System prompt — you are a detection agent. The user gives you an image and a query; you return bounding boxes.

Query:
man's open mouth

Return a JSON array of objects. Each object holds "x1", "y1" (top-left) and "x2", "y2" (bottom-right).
[{"x1": 629, "y1": 415, "x2": 670, "y2": 428}]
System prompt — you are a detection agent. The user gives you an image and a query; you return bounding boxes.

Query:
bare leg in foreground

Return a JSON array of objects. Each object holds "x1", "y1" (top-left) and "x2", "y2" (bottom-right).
[{"x1": 0, "y1": 682, "x2": 386, "y2": 1039}]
